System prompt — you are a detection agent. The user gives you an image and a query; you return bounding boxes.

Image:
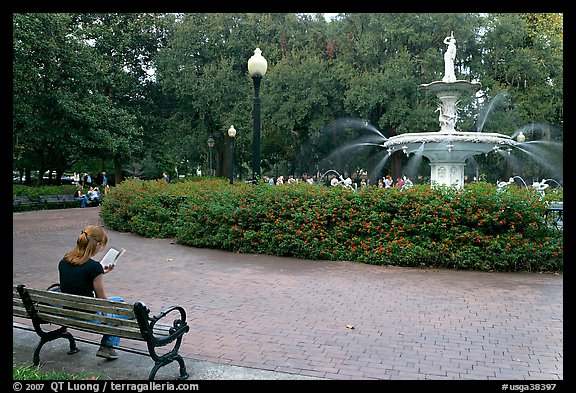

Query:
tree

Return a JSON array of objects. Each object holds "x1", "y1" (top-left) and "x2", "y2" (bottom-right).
[
  {"x1": 69, "y1": 13, "x2": 173, "y2": 183},
  {"x1": 13, "y1": 13, "x2": 103, "y2": 184},
  {"x1": 13, "y1": 13, "x2": 155, "y2": 185}
]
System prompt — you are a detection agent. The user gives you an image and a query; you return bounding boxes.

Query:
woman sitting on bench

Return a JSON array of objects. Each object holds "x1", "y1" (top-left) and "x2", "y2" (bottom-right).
[
  {"x1": 87, "y1": 186, "x2": 103, "y2": 206},
  {"x1": 73, "y1": 186, "x2": 89, "y2": 208},
  {"x1": 58, "y1": 225, "x2": 124, "y2": 359}
]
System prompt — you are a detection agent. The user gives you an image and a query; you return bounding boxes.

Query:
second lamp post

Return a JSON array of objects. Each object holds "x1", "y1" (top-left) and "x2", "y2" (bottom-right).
[
  {"x1": 207, "y1": 135, "x2": 215, "y2": 177},
  {"x1": 247, "y1": 47, "x2": 267, "y2": 181},
  {"x1": 228, "y1": 125, "x2": 236, "y2": 184}
]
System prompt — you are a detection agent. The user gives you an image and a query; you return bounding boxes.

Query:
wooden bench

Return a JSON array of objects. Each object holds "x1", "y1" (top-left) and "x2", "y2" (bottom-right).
[
  {"x1": 13, "y1": 284, "x2": 190, "y2": 380},
  {"x1": 58, "y1": 194, "x2": 100, "y2": 207},
  {"x1": 13, "y1": 196, "x2": 40, "y2": 212},
  {"x1": 38, "y1": 195, "x2": 66, "y2": 208},
  {"x1": 38, "y1": 195, "x2": 99, "y2": 209},
  {"x1": 13, "y1": 195, "x2": 100, "y2": 212}
]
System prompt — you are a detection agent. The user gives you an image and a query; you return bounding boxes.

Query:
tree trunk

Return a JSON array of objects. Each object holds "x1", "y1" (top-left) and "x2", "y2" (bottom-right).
[{"x1": 113, "y1": 157, "x2": 123, "y2": 186}]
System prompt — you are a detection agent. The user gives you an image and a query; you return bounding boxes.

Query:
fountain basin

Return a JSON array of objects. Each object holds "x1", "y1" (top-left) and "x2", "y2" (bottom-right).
[
  {"x1": 419, "y1": 80, "x2": 481, "y2": 95},
  {"x1": 383, "y1": 131, "x2": 517, "y2": 187},
  {"x1": 384, "y1": 131, "x2": 516, "y2": 158}
]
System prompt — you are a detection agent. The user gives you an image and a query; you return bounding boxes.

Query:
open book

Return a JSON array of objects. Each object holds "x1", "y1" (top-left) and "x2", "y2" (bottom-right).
[{"x1": 100, "y1": 247, "x2": 126, "y2": 268}]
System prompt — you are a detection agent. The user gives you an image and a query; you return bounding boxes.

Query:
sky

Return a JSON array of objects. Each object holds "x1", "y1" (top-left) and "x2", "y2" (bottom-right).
[{"x1": 323, "y1": 13, "x2": 339, "y2": 22}]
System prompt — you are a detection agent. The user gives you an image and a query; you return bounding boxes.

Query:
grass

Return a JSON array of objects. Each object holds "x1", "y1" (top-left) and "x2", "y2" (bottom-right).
[{"x1": 13, "y1": 364, "x2": 101, "y2": 380}]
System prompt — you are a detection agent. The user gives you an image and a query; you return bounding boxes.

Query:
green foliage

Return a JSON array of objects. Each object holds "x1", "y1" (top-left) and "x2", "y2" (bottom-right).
[
  {"x1": 13, "y1": 184, "x2": 78, "y2": 198},
  {"x1": 13, "y1": 364, "x2": 100, "y2": 380},
  {"x1": 99, "y1": 179, "x2": 182, "y2": 236},
  {"x1": 100, "y1": 178, "x2": 563, "y2": 273}
]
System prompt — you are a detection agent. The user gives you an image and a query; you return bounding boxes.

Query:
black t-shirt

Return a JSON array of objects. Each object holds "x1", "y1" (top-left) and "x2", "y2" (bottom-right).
[{"x1": 58, "y1": 258, "x2": 104, "y2": 297}]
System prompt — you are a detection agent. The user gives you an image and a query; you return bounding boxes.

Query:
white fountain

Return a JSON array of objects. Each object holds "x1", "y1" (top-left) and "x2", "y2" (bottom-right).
[{"x1": 382, "y1": 32, "x2": 519, "y2": 188}]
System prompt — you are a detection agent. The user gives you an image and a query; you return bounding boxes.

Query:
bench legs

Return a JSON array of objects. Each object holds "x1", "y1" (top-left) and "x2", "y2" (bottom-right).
[
  {"x1": 33, "y1": 326, "x2": 79, "y2": 366},
  {"x1": 29, "y1": 323, "x2": 189, "y2": 380},
  {"x1": 149, "y1": 354, "x2": 189, "y2": 380}
]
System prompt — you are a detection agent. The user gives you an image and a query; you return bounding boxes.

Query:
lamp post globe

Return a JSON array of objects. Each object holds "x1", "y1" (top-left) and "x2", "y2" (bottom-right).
[
  {"x1": 248, "y1": 48, "x2": 267, "y2": 181},
  {"x1": 207, "y1": 135, "x2": 215, "y2": 177},
  {"x1": 516, "y1": 131, "x2": 526, "y2": 143},
  {"x1": 248, "y1": 48, "x2": 268, "y2": 77},
  {"x1": 228, "y1": 125, "x2": 237, "y2": 184}
]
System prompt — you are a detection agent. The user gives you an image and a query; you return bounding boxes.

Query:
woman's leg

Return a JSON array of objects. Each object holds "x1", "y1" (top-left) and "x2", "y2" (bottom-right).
[{"x1": 96, "y1": 296, "x2": 125, "y2": 358}]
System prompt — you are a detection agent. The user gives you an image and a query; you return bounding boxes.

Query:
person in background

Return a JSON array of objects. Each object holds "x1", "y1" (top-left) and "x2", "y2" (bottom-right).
[
  {"x1": 102, "y1": 172, "x2": 108, "y2": 188},
  {"x1": 88, "y1": 187, "x2": 102, "y2": 205},
  {"x1": 402, "y1": 176, "x2": 414, "y2": 189},
  {"x1": 74, "y1": 186, "x2": 89, "y2": 208},
  {"x1": 84, "y1": 173, "x2": 93, "y2": 187},
  {"x1": 58, "y1": 225, "x2": 123, "y2": 359},
  {"x1": 384, "y1": 175, "x2": 393, "y2": 188},
  {"x1": 163, "y1": 172, "x2": 171, "y2": 183}
]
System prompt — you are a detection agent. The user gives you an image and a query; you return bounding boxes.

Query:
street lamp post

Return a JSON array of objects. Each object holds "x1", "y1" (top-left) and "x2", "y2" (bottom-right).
[
  {"x1": 228, "y1": 125, "x2": 236, "y2": 184},
  {"x1": 247, "y1": 47, "x2": 267, "y2": 181},
  {"x1": 207, "y1": 135, "x2": 215, "y2": 177}
]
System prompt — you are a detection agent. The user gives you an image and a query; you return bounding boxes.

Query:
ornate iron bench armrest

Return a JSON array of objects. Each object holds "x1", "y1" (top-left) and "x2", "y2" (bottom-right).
[
  {"x1": 133, "y1": 302, "x2": 190, "y2": 380},
  {"x1": 134, "y1": 303, "x2": 189, "y2": 346}
]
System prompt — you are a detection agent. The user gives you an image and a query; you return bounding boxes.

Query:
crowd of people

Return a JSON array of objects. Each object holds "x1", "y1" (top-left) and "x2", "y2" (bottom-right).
[
  {"x1": 262, "y1": 173, "x2": 414, "y2": 190},
  {"x1": 71, "y1": 169, "x2": 415, "y2": 208}
]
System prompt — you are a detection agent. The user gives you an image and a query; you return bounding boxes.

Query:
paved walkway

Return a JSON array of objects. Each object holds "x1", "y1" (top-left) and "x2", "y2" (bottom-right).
[{"x1": 13, "y1": 207, "x2": 563, "y2": 381}]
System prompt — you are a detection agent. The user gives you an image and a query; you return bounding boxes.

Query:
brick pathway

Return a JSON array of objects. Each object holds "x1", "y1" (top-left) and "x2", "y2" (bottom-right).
[{"x1": 13, "y1": 207, "x2": 563, "y2": 380}]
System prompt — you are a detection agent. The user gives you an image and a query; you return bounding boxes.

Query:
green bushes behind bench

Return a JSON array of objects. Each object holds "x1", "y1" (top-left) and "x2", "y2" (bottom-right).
[
  {"x1": 13, "y1": 185, "x2": 80, "y2": 212},
  {"x1": 13, "y1": 184, "x2": 78, "y2": 198},
  {"x1": 99, "y1": 178, "x2": 563, "y2": 273}
]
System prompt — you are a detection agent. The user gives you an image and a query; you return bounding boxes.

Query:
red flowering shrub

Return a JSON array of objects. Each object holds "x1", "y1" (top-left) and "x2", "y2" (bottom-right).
[{"x1": 100, "y1": 178, "x2": 563, "y2": 272}]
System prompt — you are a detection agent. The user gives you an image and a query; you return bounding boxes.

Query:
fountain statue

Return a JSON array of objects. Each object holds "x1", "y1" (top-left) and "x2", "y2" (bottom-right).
[
  {"x1": 442, "y1": 32, "x2": 457, "y2": 83},
  {"x1": 382, "y1": 33, "x2": 519, "y2": 188}
]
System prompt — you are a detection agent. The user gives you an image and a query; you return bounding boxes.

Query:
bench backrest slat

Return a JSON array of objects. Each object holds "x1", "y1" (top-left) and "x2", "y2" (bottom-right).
[
  {"x1": 13, "y1": 196, "x2": 38, "y2": 205},
  {"x1": 36, "y1": 312, "x2": 145, "y2": 340},
  {"x1": 13, "y1": 287, "x2": 29, "y2": 317},
  {"x1": 34, "y1": 303, "x2": 140, "y2": 328},
  {"x1": 13, "y1": 302, "x2": 28, "y2": 318},
  {"x1": 27, "y1": 288, "x2": 136, "y2": 318},
  {"x1": 33, "y1": 304, "x2": 169, "y2": 337},
  {"x1": 59, "y1": 195, "x2": 76, "y2": 202},
  {"x1": 39, "y1": 195, "x2": 62, "y2": 203}
]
